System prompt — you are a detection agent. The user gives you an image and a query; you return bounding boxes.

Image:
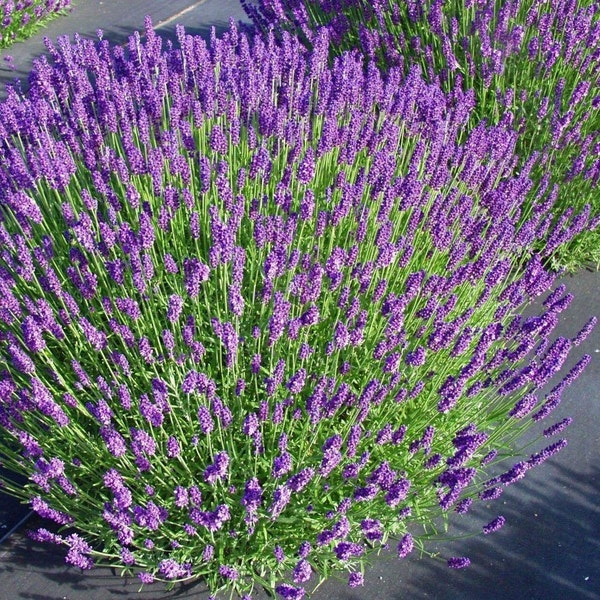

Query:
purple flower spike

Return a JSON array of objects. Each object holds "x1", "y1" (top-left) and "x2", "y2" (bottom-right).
[
  {"x1": 159, "y1": 558, "x2": 188, "y2": 579},
  {"x1": 292, "y1": 559, "x2": 312, "y2": 583},
  {"x1": 167, "y1": 436, "x2": 181, "y2": 458},
  {"x1": 275, "y1": 583, "x2": 306, "y2": 600},
  {"x1": 183, "y1": 258, "x2": 210, "y2": 298},
  {"x1": 198, "y1": 405, "x2": 217, "y2": 436},
  {"x1": 219, "y1": 564, "x2": 239, "y2": 580},
  {"x1": 447, "y1": 556, "x2": 471, "y2": 569},
  {"x1": 272, "y1": 452, "x2": 293, "y2": 478},
  {"x1": 482, "y1": 515, "x2": 506, "y2": 535},
  {"x1": 543, "y1": 417, "x2": 573, "y2": 437},
  {"x1": 65, "y1": 534, "x2": 94, "y2": 570},
  {"x1": 204, "y1": 451, "x2": 230, "y2": 484},
  {"x1": 242, "y1": 477, "x2": 263, "y2": 518},
  {"x1": 397, "y1": 533, "x2": 414, "y2": 558},
  {"x1": 138, "y1": 572, "x2": 154, "y2": 584},
  {"x1": 22, "y1": 316, "x2": 46, "y2": 353},
  {"x1": 348, "y1": 572, "x2": 364, "y2": 588},
  {"x1": 167, "y1": 294, "x2": 184, "y2": 323}
]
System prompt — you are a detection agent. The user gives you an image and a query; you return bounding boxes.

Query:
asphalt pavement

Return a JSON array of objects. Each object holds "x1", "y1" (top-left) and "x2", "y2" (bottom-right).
[{"x1": 0, "y1": 2, "x2": 598, "y2": 599}]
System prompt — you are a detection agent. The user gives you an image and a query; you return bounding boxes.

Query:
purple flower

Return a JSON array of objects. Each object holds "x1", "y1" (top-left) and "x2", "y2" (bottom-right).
[
  {"x1": 297, "y1": 147, "x2": 315, "y2": 184},
  {"x1": 527, "y1": 439, "x2": 568, "y2": 468},
  {"x1": 139, "y1": 394, "x2": 165, "y2": 428},
  {"x1": 274, "y1": 545, "x2": 285, "y2": 562},
  {"x1": 500, "y1": 461, "x2": 531, "y2": 485},
  {"x1": 210, "y1": 125, "x2": 228, "y2": 154},
  {"x1": 483, "y1": 515, "x2": 506, "y2": 535},
  {"x1": 138, "y1": 337, "x2": 155, "y2": 364},
  {"x1": 480, "y1": 450, "x2": 498, "y2": 466},
  {"x1": 27, "y1": 528, "x2": 64, "y2": 545},
  {"x1": 251, "y1": 353, "x2": 262, "y2": 374},
  {"x1": 100, "y1": 426, "x2": 127, "y2": 457},
  {"x1": 121, "y1": 548, "x2": 135, "y2": 565},
  {"x1": 509, "y1": 393, "x2": 538, "y2": 418},
  {"x1": 319, "y1": 446, "x2": 343, "y2": 478},
  {"x1": 268, "y1": 291, "x2": 291, "y2": 346},
  {"x1": 211, "y1": 319, "x2": 240, "y2": 367},
  {"x1": 242, "y1": 412, "x2": 259, "y2": 436},
  {"x1": 479, "y1": 487, "x2": 503, "y2": 501},
  {"x1": 397, "y1": 533, "x2": 414, "y2": 558},
  {"x1": 167, "y1": 435, "x2": 181, "y2": 458},
  {"x1": 138, "y1": 572, "x2": 154, "y2": 584},
  {"x1": 392, "y1": 425, "x2": 407, "y2": 444},
  {"x1": 572, "y1": 316, "x2": 597, "y2": 346},
  {"x1": 77, "y1": 317, "x2": 106, "y2": 350},
  {"x1": 22, "y1": 316, "x2": 46, "y2": 353},
  {"x1": 174, "y1": 486, "x2": 189, "y2": 508},
  {"x1": 182, "y1": 370, "x2": 199, "y2": 395},
  {"x1": 298, "y1": 541, "x2": 312, "y2": 559},
  {"x1": 65, "y1": 534, "x2": 94, "y2": 570},
  {"x1": 293, "y1": 559, "x2": 312, "y2": 583},
  {"x1": 159, "y1": 558, "x2": 188, "y2": 579},
  {"x1": 275, "y1": 583, "x2": 306, "y2": 600},
  {"x1": 183, "y1": 258, "x2": 210, "y2": 298},
  {"x1": 31, "y1": 496, "x2": 73, "y2": 525},
  {"x1": 405, "y1": 346, "x2": 426, "y2": 366},
  {"x1": 30, "y1": 377, "x2": 69, "y2": 426},
  {"x1": 190, "y1": 504, "x2": 231, "y2": 532},
  {"x1": 353, "y1": 484, "x2": 379, "y2": 502},
  {"x1": 543, "y1": 417, "x2": 573, "y2": 437},
  {"x1": 272, "y1": 452, "x2": 293, "y2": 478},
  {"x1": 202, "y1": 544, "x2": 214, "y2": 561},
  {"x1": 348, "y1": 572, "x2": 364, "y2": 587},
  {"x1": 204, "y1": 451, "x2": 230, "y2": 484},
  {"x1": 287, "y1": 467, "x2": 315, "y2": 492},
  {"x1": 115, "y1": 297, "x2": 142, "y2": 320},
  {"x1": 334, "y1": 541, "x2": 363, "y2": 561},
  {"x1": 286, "y1": 368, "x2": 307, "y2": 394},
  {"x1": 133, "y1": 501, "x2": 168, "y2": 531},
  {"x1": 367, "y1": 461, "x2": 396, "y2": 490},
  {"x1": 455, "y1": 498, "x2": 473, "y2": 514},
  {"x1": 167, "y1": 294, "x2": 184, "y2": 323},
  {"x1": 163, "y1": 253, "x2": 179, "y2": 273},
  {"x1": 448, "y1": 556, "x2": 471, "y2": 569},
  {"x1": 269, "y1": 485, "x2": 292, "y2": 519},
  {"x1": 241, "y1": 477, "x2": 263, "y2": 516},
  {"x1": 130, "y1": 428, "x2": 156, "y2": 457},
  {"x1": 361, "y1": 518, "x2": 383, "y2": 542},
  {"x1": 219, "y1": 564, "x2": 239, "y2": 580}
]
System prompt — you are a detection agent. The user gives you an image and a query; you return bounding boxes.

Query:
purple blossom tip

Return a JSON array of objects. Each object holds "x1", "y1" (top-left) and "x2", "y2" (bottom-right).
[
  {"x1": 483, "y1": 515, "x2": 506, "y2": 535},
  {"x1": 348, "y1": 572, "x2": 364, "y2": 587},
  {"x1": 448, "y1": 556, "x2": 471, "y2": 569},
  {"x1": 397, "y1": 533, "x2": 414, "y2": 558}
]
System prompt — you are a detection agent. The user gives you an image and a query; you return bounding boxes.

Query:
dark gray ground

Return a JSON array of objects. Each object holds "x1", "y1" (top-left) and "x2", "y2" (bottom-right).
[{"x1": 0, "y1": 2, "x2": 599, "y2": 599}]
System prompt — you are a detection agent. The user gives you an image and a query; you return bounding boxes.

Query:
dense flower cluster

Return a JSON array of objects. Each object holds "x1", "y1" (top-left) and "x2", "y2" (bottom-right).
[
  {"x1": 243, "y1": 0, "x2": 600, "y2": 271},
  {"x1": 0, "y1": 16, "x2": 595, "y2": 600},
  {"x1": 0, "y1": 0, "x2": 72, "y2": 49}
]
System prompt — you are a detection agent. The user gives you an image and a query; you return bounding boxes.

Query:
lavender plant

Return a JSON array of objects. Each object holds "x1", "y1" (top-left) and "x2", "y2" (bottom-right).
[
  {"x1": 242, "y1": 0, "x2": 600, "y2": 272},
  {"x1": 0, "y1": 0, "x2": 72, "y2": 49},
  {"x1": 0, "y1": 18, "x2": 595, "y2": 599}
]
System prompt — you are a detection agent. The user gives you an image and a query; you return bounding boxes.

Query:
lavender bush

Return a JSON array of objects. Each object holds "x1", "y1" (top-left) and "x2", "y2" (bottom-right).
[
  {"x1": 0, "y1": 0, "x2": 72, "y2": 49},
  {"x1": 0, "y1": 18, "x2": 595, "y2": 599},
  {"x1": 242, "y1": 0, "x2": 600, "y2": 272}
]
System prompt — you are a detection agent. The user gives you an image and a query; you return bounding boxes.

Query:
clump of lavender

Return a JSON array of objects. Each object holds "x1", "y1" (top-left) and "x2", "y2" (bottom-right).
[
  {"x1": 243, "y1": 0, "x2": 600, "y2": 271},
  {"x1": 0, "y1": 0, "x2": 72, "y2": 49},
  {"x1": 0, "y1": 18, "x2": 594, "y2": 599}
]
